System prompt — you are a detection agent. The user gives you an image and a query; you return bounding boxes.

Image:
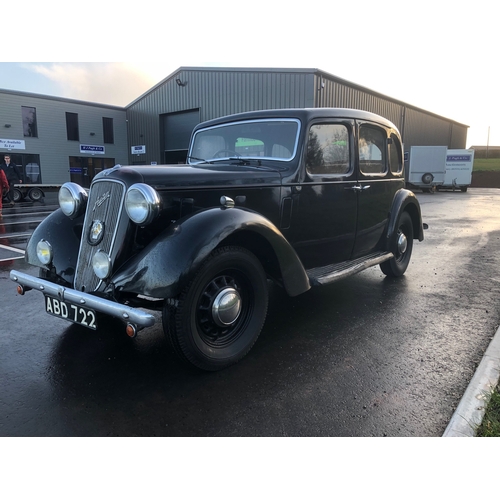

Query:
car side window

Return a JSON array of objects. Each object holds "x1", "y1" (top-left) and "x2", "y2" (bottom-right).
[
  {"x1": 359, "y1": 125, "x2": 387, "y2": 175},
  {"x1": 306, "y1": 124, "x2": 350, "y2": 176},
  {"x1": 389, "y1": 134, "x2": 403, "y2": 174}
]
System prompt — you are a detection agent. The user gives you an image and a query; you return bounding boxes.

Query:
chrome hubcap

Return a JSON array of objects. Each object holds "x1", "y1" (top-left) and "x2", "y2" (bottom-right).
[
  {"x1": 397, "y1": 232, "x2": 408, "y2": 254},
  {"x1": 212, "y1": 287, "x2": 242, "y2": 327}
]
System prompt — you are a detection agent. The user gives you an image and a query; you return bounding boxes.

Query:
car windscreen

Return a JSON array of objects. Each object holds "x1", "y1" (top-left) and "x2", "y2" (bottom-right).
[{"x1": 188, "y1": 119, "x2": 301, "y2": 164}]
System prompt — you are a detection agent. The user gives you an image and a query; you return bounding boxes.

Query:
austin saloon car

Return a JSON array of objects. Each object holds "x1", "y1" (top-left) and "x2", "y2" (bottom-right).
[{"x1": 11, "y1": 108, "x2": 424, "y2": 371}]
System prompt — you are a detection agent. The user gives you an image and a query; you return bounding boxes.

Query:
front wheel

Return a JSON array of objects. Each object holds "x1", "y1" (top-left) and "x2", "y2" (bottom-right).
[
  {"x1": 380, "y1": 212, "x2": 414, "y2": 277},
  {"x1": 163, "y1": 246, "x2": 269, "y2": 371}
]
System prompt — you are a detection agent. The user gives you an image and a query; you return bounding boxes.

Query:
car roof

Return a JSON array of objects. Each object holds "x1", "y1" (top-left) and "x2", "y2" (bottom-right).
[{"x1": 193, "y1": 108, "x2": 399, "y2": 132}]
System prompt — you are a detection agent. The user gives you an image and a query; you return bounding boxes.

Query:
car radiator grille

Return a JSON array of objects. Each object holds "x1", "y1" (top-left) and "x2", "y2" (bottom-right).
[{"x1": 74, "y1": 180, "x2": 126, "y2": 292}]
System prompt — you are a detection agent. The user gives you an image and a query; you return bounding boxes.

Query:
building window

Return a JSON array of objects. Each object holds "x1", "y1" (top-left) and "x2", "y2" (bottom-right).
[
  {"x1": 102, "y1": 117, "x2": 114, "y2": 144},
  {"x1": 22, "y1": 106, "x2": 38, "y2": 137},
  {"x1": 69, "y1": 156, "x2": 116, "y2": 188},
  {"x1": 1, "y1": 153, "x2": 41, "y2": 183},
  {"x1": 66, "y1": 112, "x2": 79, "y2": 141}
]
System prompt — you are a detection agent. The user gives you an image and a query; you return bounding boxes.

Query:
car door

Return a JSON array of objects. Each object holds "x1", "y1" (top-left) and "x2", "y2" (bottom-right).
[
  {"x1": 351, "y1": 121, "x2": 402, "y2": 259},
  {"x1": 286, "y1": 119, "x2": 358, "y2": 269}
]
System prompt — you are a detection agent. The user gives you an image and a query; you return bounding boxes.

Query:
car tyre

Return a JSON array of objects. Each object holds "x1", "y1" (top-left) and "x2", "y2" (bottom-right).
[
  {"x1": 380, "y1": 211, "x2": 414, "y2": 277},
  {"x1": 163, "y1": 246, "x2": 268, "y2": 371}
]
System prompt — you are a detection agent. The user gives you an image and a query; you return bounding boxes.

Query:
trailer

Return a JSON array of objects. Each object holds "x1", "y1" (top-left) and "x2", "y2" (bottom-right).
[
  {"x1": 9, "y1": 184, "x2": 62, "y2": 202},
  {"x1": 408, "y1": 146, "x2": 447, "y2": 192},
  {"x1": 440, "y1": 149, "x2": 475, "y2": 192}
]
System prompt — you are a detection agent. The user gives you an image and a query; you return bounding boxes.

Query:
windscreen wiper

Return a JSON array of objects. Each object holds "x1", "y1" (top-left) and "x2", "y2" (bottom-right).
[{"x1": 186, "y1": 155, "x2": 213, "y2": 164}]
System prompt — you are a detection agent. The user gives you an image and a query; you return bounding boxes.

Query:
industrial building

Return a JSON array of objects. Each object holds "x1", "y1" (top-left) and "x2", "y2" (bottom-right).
[
  {"x1": 0, "y1": 67, "x2": 469, "y2": 185},
  {"x1": 0, "y1": 89, "x2": 128, "y2": 187}
]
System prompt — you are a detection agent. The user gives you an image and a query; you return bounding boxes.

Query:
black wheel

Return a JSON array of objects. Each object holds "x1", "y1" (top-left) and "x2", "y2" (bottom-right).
[
  {"x1": 28, "y1": 188, "x2": 43, "y2": 201},
  {"x1": 163, "y1": 246, "x2": 268, "y2": 371},
  {"x1": 461, "y1": 186, "x2": 468, "y2": 192},
  {"x1": 422, "y1": 173, "x2": 434, "y2": 185},
  {"x1": 12, "y1": 188, "x2": 23, "y2": 202},
  {"x1": 380, "y1": 212, "x2": 414, "y2": 277}
]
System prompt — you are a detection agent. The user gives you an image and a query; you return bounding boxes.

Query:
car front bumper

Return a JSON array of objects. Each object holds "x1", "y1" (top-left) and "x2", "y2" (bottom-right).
[{"x1": 10, "y1": 269, "x2": 156, "y2": 329}]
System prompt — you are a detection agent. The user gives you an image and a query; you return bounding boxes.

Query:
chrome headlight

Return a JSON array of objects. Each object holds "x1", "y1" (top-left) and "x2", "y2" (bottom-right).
[
  {"x1": 59, "y1": 182, "x2": 88, "y2": 218},
  {"x1": 125, "y1": 184, "x2": 161, "y2": 225},
  {"x1": 92, "y1": 250, "x2": 112, "y2": 280},
  {"x1": 36, "y1": 239, "x2": 53, "y2": 265}
]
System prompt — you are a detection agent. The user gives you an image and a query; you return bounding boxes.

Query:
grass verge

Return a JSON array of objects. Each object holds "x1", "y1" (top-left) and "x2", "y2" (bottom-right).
[
  {"x1": 474, "y1": 158, "x2": 500, "y2": 172},
  {"x1": 476, "y1": 387, "x2": 500, "y2": 436}
]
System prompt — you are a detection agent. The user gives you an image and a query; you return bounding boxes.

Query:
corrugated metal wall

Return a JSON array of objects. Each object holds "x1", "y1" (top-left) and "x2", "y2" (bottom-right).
[
  {"x1": 450, "y1": 123, "x2": 468, "y2": 149},
  {"x1": 127, "y1": 68, "x2": 316, "y2": 164},
  {"x1": 314, "y1": 73, "x2": 468, "y2": 153},
  {"x1": 403, "y1": 107, "x2": 452, "y2": 146},
  {"x1": 126, "y1": 67, "x2": 468, "y2": 165},
  {"x1": 316, "y1": 75, "x2": 403, "y2": 129}
]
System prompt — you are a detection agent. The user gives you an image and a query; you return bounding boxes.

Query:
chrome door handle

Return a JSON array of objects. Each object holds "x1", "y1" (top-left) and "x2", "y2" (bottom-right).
[{"x1": 347, "y1": 185, "x2": 371, "y2": 191}]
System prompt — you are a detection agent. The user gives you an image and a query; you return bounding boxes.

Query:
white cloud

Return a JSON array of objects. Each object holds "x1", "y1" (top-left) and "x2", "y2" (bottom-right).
[{"x1": 29, "y1": 63, "x2": 168, "y2": 106}]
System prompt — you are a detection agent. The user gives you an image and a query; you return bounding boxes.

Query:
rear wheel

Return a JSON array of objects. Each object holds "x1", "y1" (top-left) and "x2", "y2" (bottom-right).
[
  {"x1": 163, "y1": 246, "x2": 269, "y2": 371},
  {"x1": 380, "y1": 212, "x2": 414, "y2": 277},
  {"x1": 12, "y1": 188, "x2": 23, "y2": 202},
  {"x1": 28, "y1": 188, "x2": 44, "y2": 201}
]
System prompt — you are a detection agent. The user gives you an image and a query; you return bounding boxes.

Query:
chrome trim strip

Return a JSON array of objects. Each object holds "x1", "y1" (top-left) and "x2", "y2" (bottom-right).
[
  {"x1": 188, "y1": 118, "x2": 301, "y2": 163},
  {"x1": 10, "y1": 270, "x2": 156, "y2": 328}
]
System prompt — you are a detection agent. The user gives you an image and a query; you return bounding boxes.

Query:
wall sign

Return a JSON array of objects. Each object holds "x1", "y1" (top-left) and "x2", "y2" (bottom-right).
[
  {"x1": 131, "y1": 145, "x2": 146, "y2": 155},
  {"x1": 80, "y1": 144, "x2": 105, "y2": 154},
  {"x1": 0, "y1": 138, "x2": 26, "y2": 150}
]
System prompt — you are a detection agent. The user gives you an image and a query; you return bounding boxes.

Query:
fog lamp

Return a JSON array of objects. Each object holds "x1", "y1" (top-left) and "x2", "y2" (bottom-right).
[
  {"x1": 36, "y1": 240, "x2": 53, "y2": 265},
  {"x1": 92, "y1": 250, "x2": 112, "y2": 280}
]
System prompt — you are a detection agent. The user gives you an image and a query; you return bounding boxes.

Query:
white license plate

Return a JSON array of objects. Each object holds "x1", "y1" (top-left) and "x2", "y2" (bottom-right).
[{"x1": 45, "y1": 295, "x2": 98, "y2": 330}]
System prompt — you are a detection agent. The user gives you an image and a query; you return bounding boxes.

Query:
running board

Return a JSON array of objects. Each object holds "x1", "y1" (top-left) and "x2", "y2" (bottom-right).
[{"x1": 307, "y1": 252, "x2": 394, "y2": 286}]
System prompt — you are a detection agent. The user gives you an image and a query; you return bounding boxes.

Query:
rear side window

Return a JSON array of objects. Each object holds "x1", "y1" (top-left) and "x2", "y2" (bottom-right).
[
  {"x1": 306, "y1": 124, "x2": 350, "y2": 175},
  {"x1": 389, "y1": 134, "x2": 403, "y2": 174},
  {"x1": 359, "y1": 125, "x2": 386, "y2": 175}
]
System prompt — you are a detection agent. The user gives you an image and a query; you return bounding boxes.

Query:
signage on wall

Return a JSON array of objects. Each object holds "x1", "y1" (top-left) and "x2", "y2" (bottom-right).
[
  {"x1": 0, "y1": 138, "x2": 26, "y2": 150},
  {"x1": 132, "y1": 145, "x2": 146, "y2": 155},
  {"x1": 80, "y1": 144, "x2": 105, "y2": 154}
]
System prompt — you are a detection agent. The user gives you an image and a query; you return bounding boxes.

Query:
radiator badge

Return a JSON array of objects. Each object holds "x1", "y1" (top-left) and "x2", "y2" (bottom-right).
[
  {"x1": 93, "y1": 191, "x2": 111, "y2": 212},
  {"x1": 89, "y1": 220, "x2": 105, "y2": 245}
]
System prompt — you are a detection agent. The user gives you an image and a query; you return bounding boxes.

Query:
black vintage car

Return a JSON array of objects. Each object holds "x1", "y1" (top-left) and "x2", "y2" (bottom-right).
[{"x1": 11, "y1": 108, "x2": 424, "y2": 370}]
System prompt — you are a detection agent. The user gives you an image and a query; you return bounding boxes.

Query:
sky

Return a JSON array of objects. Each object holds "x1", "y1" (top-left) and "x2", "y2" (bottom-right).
[{"x1": 3, "y1": 0, "x2": 499, "y2": 148}]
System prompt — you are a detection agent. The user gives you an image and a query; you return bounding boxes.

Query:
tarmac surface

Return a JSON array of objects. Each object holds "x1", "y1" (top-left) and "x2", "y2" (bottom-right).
[{"x1": 2, "y1": 189, "x2": 500, "y2": 436}]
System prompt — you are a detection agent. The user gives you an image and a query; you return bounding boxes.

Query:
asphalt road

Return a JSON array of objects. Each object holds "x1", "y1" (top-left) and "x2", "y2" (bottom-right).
[{"x1": 2, "y1": 189, "x2": 500, "y2": 436}]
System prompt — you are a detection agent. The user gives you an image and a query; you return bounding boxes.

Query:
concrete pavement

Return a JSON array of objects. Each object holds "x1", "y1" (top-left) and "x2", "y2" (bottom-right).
[{"x1": 443, "y1": 324, "x2": 500, "y2": 436}]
